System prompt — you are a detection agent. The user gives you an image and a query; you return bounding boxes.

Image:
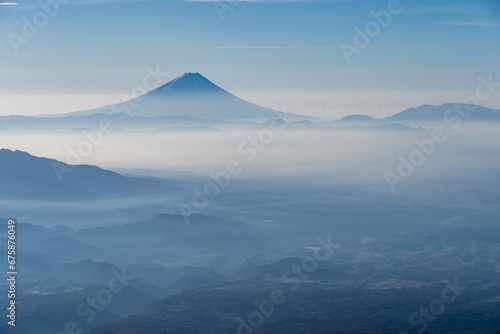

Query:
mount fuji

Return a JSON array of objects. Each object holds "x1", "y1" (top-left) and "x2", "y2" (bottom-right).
[{"x1": 62, "y1": 73, "x2": 302, "y2": 121}]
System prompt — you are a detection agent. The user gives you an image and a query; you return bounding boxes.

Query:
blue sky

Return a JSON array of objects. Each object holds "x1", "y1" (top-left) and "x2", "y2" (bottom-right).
[{"x1": 1, "y1": 0, "x2": 499, "y2": 118}]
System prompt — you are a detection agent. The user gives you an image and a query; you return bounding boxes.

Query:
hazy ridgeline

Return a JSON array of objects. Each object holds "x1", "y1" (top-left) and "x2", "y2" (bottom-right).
[
  {"x1": 0, "y1": 117, "x2": 499, "y2": 333},
  {"x1": 2, "y1": 0, "x2": 499, "y2": 329},
  {"x1": 0, "y1": 121, "x2": 499, "y2": 229},
  {"x1": 0, "y1": 81, "x2": 499, "y2": 334}
]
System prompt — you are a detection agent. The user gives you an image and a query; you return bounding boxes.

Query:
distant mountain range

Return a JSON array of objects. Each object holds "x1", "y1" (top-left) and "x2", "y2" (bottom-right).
[
  {"x1": 74, "y1": 212, "x2": 266, "y2": 259},
  {"x1": 1, "y1": 71, "x2": 499, "y2": 128},
  {"x1": 0, "y1": 71, "x2": 498, "y2": 126},
  {"x1": 1, "y1": 103, "x2": 497, "y2": 134},
  {"x1": 385, "y1": 103, "x2": 500, "y2": 122},
  {"x1": 0, "y1": 212, "x2": 263, "y2": 269},
  {"x1": 13, "y1": 72, "x2": 496, "y2": 124},
  {"x1": 0, "y1": 149, "x2": 267, "y2": 260},
  {"x1": 0, "y1": 217, "x2": 242, "y2": 334},
  {"x1": 335, "y1": 103, "x2": 500, "y2": 123}
]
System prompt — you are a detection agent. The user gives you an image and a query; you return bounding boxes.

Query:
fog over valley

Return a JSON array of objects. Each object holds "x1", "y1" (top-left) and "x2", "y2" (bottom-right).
[{"x1": 1, "y1": 2, "x2": 500, "y2": 331}]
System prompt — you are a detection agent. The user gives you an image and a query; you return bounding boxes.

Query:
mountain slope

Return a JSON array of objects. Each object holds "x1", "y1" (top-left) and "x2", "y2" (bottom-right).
[
  {"x1": 385, "y1": 103, "x2": 500, "y2": 122},
  {"x1": 0, "y1": 149, "x2": 167, "y2": 200},
  {"x1": 62, "y1": 73, "x2": 302, "y2": 121},
  {"x1": 74, "y1": 213, "x2": 267, "y2": 259}
]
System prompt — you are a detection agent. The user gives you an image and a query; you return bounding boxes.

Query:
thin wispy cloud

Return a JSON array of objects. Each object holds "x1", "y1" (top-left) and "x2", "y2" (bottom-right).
[
  {"x1": 3, "y1": 0, "x2": 498, "y2": 98},
  {"x1": 218, "y1": 45, "x2": 434, "y2": 49},
  {"x1": 184, "y1": 0, "x2": 260, "y2": 2},
  {"x1": 403, "y1": 4, "x2": 493, "y2": 15},
  {"x1": 7, "y1": 0, "x2": 145, "y2": 8},
  {"x1": 435, "y1": 21, "x2": 500, "y2": 28},
  {"x1": 70, "y1": 0, "x2": 147, "y2": 4},
  {"x1": 185, "y1": 0, "x2": 319, "y2": 2},
  {"x1": 280, "y1": 4, "x2": 497, "y2": 20}
]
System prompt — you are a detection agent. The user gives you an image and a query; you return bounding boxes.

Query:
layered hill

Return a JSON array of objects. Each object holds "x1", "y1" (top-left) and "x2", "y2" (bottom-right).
[{"x1": 0, "y1": 149, "x2": 168, "y2": 200}]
